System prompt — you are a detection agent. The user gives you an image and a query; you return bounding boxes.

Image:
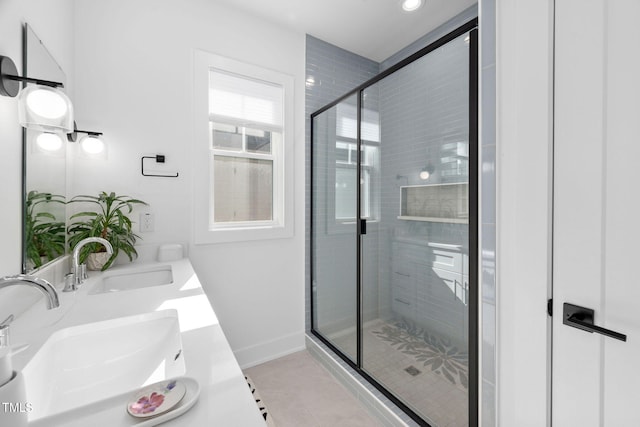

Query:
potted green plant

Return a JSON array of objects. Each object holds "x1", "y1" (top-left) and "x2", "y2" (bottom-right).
[
  {"x1": 25, "y1": 191, "x2": 66, "y2": 270},
  {"x1": 67, "y1": 191, "x2": 148, "y2": 271}
]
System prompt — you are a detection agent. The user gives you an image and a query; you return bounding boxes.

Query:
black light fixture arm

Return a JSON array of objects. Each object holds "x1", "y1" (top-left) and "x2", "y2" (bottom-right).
[
  {"x1": 74, "y1": 129, "x2": 103, "y2": 136},
  {"x1": 0, "y1": 55, "x2": 64, "y2": 97},
  {"x1": 4, "y1": 73, "x2": 63, "y2": 88},
  {"x1": 67, "y1": 121, "x2": 103, "y2": 142}
]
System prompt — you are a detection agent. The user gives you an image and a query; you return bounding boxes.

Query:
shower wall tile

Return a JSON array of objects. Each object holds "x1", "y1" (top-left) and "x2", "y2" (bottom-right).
[
  {"x1": 305, "y1": 35, "x2": 378, "y2": 113},
  {"x1": 378, "y1": 32, "x2": 471, "y2": 342},
  {"x1": 482, "y1": 378, "x2": 496, "y2": 427},
  {"x1": 305, "y1": 35, "x2": 379, "y2": 333},
  {"x1": 481, "y1": 144, "x2": 496, "y2": 225},
  {"x1": 482, "y1": 307, "x2": 496, "y2": 391},
  {"x1": 481, "y1": 0, "x2": 496, "y2": 69},
  {"x1": 480, "y1": 0, "x2": 497, "y2": 424},
  {"x1": 481, "y1": 65, "x2": 496, "y2": 147}
]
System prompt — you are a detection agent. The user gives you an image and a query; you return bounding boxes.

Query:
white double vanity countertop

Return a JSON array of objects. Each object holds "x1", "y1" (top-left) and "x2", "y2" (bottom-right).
[{"x1": 9, "y1": 257, "x2": 265, "y2": 426}]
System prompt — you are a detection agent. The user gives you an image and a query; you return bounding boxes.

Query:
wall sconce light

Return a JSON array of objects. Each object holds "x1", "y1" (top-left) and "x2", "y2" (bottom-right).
[
  {"x1": 0, "y1": 55, "x2": 74, "y2": 133},
  {"x1": 80, "y1": 134, "x2": 105, "y2": 154},
  {"x1": 67, "y1": 127, "x2": 105, "y2": 154},
  {"x1": 419, "y1": 163, "x2": 434, "y2": 180},
  {"x1": 35, "y1": 132, "x2": 63, "y2": 152}
]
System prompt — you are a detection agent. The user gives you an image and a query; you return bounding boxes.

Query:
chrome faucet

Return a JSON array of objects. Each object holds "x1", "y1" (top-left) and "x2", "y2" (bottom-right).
[
  {"x1": 0, "y1": 275, "x2": 60, "y2": 348},
  {"x1": 66, "y1": 237, "x2": 113, "y2": 291},
  {"x1": 0, "y1": 315, "x2": 13, "y2": 348}
]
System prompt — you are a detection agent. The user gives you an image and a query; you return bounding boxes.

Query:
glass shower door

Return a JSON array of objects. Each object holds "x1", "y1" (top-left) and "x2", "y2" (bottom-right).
[
  {"x1": 310, "y1": 21, "x2": 478, "y2": 427},
  {"x1": 360, "y1": 32, "x2": 473, "y2": 427},
  {"x1": 311, "y1": 94, "x2": 359, "y2": 362}
]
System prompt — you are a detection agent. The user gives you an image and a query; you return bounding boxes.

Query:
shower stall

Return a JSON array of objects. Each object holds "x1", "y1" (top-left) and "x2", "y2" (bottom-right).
[{"x1": 311, "y1": 21, "x2": 478, "y2": 427}]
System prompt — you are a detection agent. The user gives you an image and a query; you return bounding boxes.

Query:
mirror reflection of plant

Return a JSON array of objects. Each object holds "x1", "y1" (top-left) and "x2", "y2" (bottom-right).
[
  {"x1": 67, "y1": 191, "x2": 148, "y2": 271},
  {"x1": 25, "y1": 191, "x2": 66, "y2": 269}
]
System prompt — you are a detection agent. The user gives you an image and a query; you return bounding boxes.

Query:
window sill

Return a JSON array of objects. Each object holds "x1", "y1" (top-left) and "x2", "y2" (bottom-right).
[{"x1": 194, "y1": 223, "x2": 293, "y2": 245}]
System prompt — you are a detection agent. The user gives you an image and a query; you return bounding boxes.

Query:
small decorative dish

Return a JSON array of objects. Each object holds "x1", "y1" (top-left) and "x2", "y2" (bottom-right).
[{"x1": 127, "y1": 379, "x2": 186, "y2": 418}]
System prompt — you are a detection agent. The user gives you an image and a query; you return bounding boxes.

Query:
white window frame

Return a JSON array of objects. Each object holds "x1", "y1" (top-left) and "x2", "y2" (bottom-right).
[{"x1": 193, "y1": 50, "x2": 294, "y2": 244}]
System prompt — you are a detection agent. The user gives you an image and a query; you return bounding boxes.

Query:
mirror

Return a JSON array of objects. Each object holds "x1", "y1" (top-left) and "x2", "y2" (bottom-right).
[{"x1": 22, "y1": 24, "x2": 69, "y2": 273}]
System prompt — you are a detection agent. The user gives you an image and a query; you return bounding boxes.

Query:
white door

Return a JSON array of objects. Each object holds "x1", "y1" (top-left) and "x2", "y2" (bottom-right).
[{"x1": 553, "y1": 0, "x2": 640, "y2": 425}]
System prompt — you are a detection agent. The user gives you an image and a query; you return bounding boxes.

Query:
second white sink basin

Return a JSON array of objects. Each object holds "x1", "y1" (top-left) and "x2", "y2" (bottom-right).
[
  {"x1": 22, "y1": 309, "x2": 185, "y2": 422},
  {"x1": 89, "y1": 264, "x2": 173, "y2": 295}
]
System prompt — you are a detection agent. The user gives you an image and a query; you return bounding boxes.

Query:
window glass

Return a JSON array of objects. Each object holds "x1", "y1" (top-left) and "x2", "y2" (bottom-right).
[
  {"x1": 246, "y1": 128, "x2": 272, "y2": 154},
  {"x1": 211, "y1": 122, "x2": 242, "y2": 151},
  {"x1": 213, "y1": 156, "x2": 273, "y2": 222}
]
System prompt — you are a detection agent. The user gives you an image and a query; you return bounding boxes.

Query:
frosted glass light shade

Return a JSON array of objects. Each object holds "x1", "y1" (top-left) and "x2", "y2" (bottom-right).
[
  {"x1": 17, "y1": 85, "x2": 74, "y2": 133},
  {"x1": 80, "y1": 134, "x2": 105, "y2": 154},
  {"x1": 36, "y1": 132, "x2": 63, "y2": 152}
]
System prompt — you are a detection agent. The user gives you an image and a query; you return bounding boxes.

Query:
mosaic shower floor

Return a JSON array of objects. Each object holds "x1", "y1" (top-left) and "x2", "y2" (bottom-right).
[{"x1": 329, "y1": 318, "x2": 468, "y2": 427}]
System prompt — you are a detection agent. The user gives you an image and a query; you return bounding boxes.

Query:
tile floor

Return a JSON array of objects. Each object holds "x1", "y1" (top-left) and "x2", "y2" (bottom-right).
[
  {"x1": 244, "y1": 350, "x2": 382, "y2": 427},
  {"x1": 246, "y1": 317, "x2": 468, "y2": 427},
  {"x1": 330, "y1": 319, "x2": 468, "y2": 427}
]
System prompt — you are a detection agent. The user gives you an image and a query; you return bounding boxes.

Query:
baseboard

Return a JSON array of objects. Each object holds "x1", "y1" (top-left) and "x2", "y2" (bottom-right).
[{"x1": 235, "y1": 331, "x2": 305, "y2": 369}]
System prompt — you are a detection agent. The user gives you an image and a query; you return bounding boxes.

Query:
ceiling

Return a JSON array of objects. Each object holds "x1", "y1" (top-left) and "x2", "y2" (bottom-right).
[{"x1": 213, "y1": 0, "x2": 477, "y2": 62}]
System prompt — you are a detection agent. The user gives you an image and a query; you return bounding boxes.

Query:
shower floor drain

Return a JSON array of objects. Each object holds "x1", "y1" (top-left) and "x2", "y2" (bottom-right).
[{"x1": 404, "y1": 365, "x2": 421, "y2": 376}]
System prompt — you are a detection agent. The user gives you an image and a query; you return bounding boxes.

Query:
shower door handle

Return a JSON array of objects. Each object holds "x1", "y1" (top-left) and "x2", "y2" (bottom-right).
[
  {"x1": 360, "y1": 219, "x2": 367, "y2": 235},
  {"x1": 563, "y1": 303, "x2": 627, "y2": 342}
]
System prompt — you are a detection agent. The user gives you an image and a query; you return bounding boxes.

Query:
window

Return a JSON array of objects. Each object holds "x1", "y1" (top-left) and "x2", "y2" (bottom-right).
[
  {"x1": 209, "y1": 69, "x2": 283, "y2": 225},
  {"x1": 194, "y1": 52, "x2": 294, "y2": 244}
]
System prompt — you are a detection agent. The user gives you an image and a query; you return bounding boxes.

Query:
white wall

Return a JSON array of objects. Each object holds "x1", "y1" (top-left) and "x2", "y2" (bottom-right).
[
  {"x1": 495, "y1": 0, "x2": 553, "y2": 425},
  {"x1": 0, "y1": 0, "x2": 75, "y2": 278},
  {"x1": 73, "y1": 0, "x2": 306, "y2": 367}
]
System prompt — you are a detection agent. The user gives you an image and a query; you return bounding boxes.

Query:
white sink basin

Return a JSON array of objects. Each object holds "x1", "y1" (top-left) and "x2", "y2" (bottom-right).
[
  {"x1": 22, "y1": 309, "x2": 185, "y2": 422},
  {"x1": 89, "y1": 264, "x2": 173, "y2": 295}
]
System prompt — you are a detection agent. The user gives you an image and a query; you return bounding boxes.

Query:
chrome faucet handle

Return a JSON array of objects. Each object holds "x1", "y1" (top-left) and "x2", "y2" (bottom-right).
[
  {"x1": 63, "y1": 273, "x2": 77, "y2": 293},
  {"x1": 0, "y1": 324, "x2": 9, "y2": 348},
  {"x1": 0, "y1": 315, "x2": 14, "y2": 328},
  {"x1": 72, "y1": 264, "x2": 87, "y2": 287},
  {"x1": 0, "y1": 316, "x2": 12, "y2": 348}
]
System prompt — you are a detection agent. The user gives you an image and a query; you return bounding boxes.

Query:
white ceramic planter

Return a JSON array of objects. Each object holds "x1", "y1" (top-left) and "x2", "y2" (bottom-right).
[{"x1": 86, "y1": 252, "x2": 111, "y2": 271}]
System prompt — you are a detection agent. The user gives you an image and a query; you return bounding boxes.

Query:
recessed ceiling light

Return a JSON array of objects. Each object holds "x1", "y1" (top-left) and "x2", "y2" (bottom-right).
[{"x1": 402, "y1": 0, "x2": 423, "y2": 12}]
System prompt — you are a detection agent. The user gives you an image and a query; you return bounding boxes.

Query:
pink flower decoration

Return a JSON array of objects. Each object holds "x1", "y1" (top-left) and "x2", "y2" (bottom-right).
[{"x1": 130, "y1": 391, "x2": 166, "y2": 414}]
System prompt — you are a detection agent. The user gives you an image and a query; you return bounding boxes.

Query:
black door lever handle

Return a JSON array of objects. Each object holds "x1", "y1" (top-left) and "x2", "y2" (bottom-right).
[{"x1": 563, "y1": 303, "x2": 627, "y2": 342}]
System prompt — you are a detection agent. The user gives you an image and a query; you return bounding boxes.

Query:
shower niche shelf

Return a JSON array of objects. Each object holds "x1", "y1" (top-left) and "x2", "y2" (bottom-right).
[{"x1": 398, "y1": 183, "x2": 469, "y2": 223}]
